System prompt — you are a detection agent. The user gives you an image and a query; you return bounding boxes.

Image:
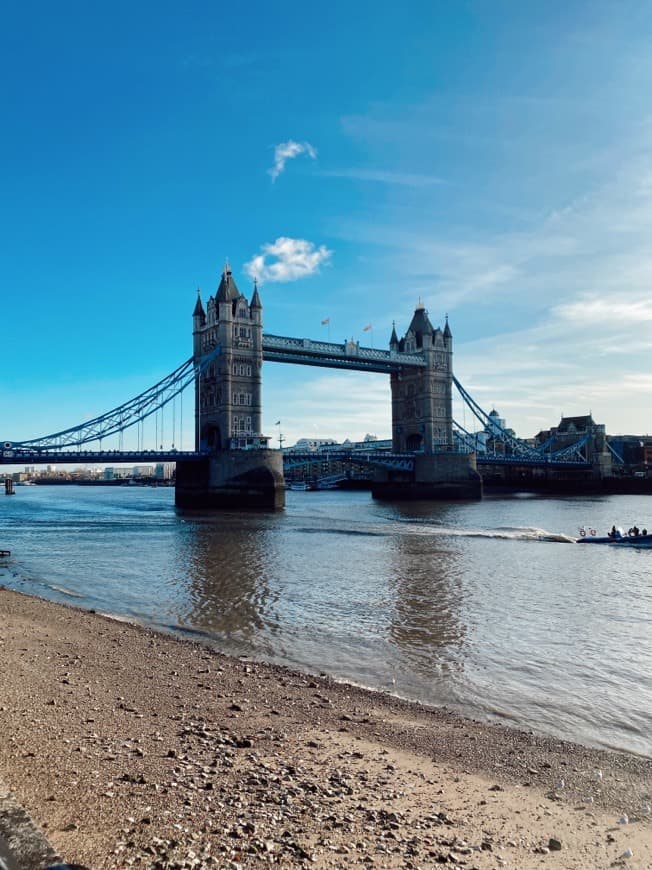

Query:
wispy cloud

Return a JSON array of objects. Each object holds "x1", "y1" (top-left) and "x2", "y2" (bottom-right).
[
  {"x1": 554, "y1": 296, "x2": 652, "y2": 326},
  {"x1": 318, "y1": 168, "x2": 444, "y2": 187},
  {"x1": 325, "y1": 136, "x2": 652, "y2": 436},
  {"x1": 245, "y1": 237, "x2": 332, "y2": 283},
  {"x1": 269, "y1": 140, "x2": 317, "y2": 181}
]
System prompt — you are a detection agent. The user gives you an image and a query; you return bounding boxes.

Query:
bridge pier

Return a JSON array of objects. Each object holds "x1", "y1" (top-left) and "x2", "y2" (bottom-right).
[
  {"x1": 372, "y1": 453, "x2": 482, "y2": 501},
  {"x1": 175, "y1": 450, "x2": 285, "y2": 510}
]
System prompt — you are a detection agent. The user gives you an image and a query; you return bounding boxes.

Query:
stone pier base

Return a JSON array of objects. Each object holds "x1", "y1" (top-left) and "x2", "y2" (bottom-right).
[
  {"x1": 372, "y1": 453, "x2": 482, "y2": 501},
  {"x1": 175, "y1": 450, "x2": 285, "y2": 510}
]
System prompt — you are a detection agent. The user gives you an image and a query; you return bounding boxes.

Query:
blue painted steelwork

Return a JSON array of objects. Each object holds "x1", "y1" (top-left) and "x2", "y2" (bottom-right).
[
  {"x1": 285, "y1": 449, "x2": 415, "y2": 472},
  {"x1": 1, "y1": 449, "x2": 206, "y2": 466},
  {"x1": 452, "y1": 377, "x2": 591, "y2": 465},
  {"x1": 606, "y1": 441, "x2": 625, "y2": 465},
  {"x1": 452, "y1": 376, "x2": 544, "y2": 461},
  {"x1": 2, "y1": 348, "x2": 220, "y2": 457},
  {"x1": 1, "y1": 340, "x2": 592, "y2": 470},
  {"x1": 452, "y1": 418, "x2": 483, "y2": 453},
  {"x1": 262, "y1": 334, "x2": 425, "y2": 374},
  {"x1": 477, "y1": 454, "x2": 590, "y2": 468}
]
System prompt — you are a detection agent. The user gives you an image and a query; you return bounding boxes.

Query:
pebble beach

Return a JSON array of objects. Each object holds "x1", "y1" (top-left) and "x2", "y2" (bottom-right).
[{"x1": 0, "y1": 587, "x2": 650, "y2": 869}]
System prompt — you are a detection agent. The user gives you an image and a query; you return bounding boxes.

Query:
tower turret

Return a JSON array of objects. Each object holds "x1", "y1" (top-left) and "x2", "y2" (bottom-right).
[
  {"x1": 193, "y1": 290, "x2": 206, "y2": 356},
  {"x1": 389, "y1": 321, "x2": 399, "y2": 351},
  {"x1": 250, "y1": 278, "x2": 262, "y2": 325}
]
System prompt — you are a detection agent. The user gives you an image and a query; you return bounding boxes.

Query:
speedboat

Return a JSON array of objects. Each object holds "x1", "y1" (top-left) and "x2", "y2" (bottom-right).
[
  {"x1": 612, "y1": 534, "x2": 652, "y2": 549},
  {"x1": 576, "y1": 527, "x2": 652, "y2": 547}
]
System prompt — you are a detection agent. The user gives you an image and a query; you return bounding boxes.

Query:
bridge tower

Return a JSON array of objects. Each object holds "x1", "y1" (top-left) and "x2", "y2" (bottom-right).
[
  {"x1": 175, "y1": 264, "x2": 285, "y2": 510},
  {"x1": 192, "y1": 265, "x2": 264, "y2": 451},
  {"x1": 389, "y1": 303, "x2": 453, "y2": 453},
  {"x1": 373, "y1": 303, "x2": 482, "y2": 500}
]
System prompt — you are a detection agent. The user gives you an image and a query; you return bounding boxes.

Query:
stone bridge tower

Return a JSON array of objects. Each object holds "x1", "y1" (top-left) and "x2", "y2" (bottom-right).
[
  {"x1": 175, "y1": 264, "x2": 285, "y2": 510},
  {"x1": 389, "y1": 303, "x2": 453, "y2": 453},
  {"x1": 192, "y1": 265, "x2": 264, "y2": 451},
  {"x1": 374, "y1": 303, "x2": 481, "y2": 500}
]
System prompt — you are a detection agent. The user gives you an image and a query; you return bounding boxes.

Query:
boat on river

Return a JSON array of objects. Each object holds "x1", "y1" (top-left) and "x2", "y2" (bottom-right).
[
  {"x1": 577, "y1": 527, "x2": 652, "y2": 547},
  {"x1": 613, "y1": 535, "x2": 652, "y2": 548}
]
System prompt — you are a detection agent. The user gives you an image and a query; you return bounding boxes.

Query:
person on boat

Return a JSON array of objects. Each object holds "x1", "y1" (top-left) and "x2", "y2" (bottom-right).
[
  {"x1": 643, "y1": 528, "x2": 648, "y2": 536},
  {"x1": 608, "y1": 525, "x2": 617, "y2": 539},
  {"x1": 633, "y1": 525, "x2": 640, "y2": 537}
]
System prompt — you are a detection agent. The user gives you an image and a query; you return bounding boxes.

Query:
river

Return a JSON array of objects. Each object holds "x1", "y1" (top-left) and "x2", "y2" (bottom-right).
[{"x1": 1, "y1": 485, "x2": 650, "y2": 757}]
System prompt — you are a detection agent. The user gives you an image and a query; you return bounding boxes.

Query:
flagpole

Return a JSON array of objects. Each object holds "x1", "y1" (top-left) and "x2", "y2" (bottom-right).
[{"x1": 275, "y1": 420, "x2": 284, "y2": 450}]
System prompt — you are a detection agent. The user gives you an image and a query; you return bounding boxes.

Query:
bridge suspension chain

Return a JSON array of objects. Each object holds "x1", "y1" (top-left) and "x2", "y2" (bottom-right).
[
  {"x1": 453, "y1": 376, "x2": 591, "y2": 463},
  {"x1": 452, "y1": 376, "x2": 542, "y2": 459},
  {"x1": 9, "y1": 348, "x2": 220, "y2": 452}
]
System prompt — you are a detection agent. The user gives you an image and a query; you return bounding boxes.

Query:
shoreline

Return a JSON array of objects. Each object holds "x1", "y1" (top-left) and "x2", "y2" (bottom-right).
[{"x1": 0, "y1": 586, "x2": 650, "y2": 868}]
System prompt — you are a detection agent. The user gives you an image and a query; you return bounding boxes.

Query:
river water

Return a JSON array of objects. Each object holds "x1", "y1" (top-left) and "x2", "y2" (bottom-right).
[{"x1": 1, "y1": 485, "x2": 650, "y2": 757}]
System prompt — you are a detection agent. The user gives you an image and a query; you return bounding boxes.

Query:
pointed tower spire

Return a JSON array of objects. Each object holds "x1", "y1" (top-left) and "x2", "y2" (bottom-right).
[
  {"x1": 443, "y1": 313, "x2": 452, "y2": 339},
  {"x1": 250, "y1": 276, "x2": 262, "y2": 309},
  {"x1": 216, "y1": 260, "x2": 240, "y2": 303},
  {"x1": 193, "y1": 287, "x2": 206, "y2": 319},
  {"x1": 389, "y1": 320, "x2": 399, "y2": 348}
]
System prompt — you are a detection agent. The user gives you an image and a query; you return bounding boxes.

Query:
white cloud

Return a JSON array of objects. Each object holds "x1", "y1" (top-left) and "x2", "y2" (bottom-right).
[
  {"x1": 553, "y1": 296, "x2": 652, "y2": 326},
  {"x1": 245, "y1": 237, "x2": 332, "y2": 283},
  {"x1": 269, "y1": 140, "x2": 317, "y2": 181}
]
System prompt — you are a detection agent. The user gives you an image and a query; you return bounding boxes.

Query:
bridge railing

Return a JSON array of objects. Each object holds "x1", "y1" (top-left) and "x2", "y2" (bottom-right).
[{"x1": 262, "y1": 334, "x2": 426, "y2": 368}]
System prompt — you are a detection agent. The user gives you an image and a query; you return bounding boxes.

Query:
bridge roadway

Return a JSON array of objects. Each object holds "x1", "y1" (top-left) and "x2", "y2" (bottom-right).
[
  {"x1": 283, "y1": 449, "x2": 591, "y2": 471},
  {"x1": 1, "y1": 446, "x2": 591, "y2": 470},
  {"x1": 0, "y1": 449, "x2": 205, "y2": 466}
]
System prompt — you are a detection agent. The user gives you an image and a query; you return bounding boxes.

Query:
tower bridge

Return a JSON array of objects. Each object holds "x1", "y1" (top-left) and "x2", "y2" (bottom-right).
[{"x1": 2, "y1": 263, "x2": 602, "y2": 508}]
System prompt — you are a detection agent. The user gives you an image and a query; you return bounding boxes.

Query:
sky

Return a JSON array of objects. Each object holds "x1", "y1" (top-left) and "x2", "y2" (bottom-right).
[{"x1": 2, "y1": 0, "x2": 652, "y2": 453}]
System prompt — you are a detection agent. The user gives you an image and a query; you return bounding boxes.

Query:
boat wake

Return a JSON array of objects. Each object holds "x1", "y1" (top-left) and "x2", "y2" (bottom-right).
[
  {"x1": 393, "y1": 520, "x2": 577, "y2": 543},
  {"x1": 452, "y1": 527, "x2": 575, "y2": 543},
  {"x1": 470, "y1": 526, "x2": 576, "y2": 544},
  {"x1": 298, "y1": 520, "x2": 576, "y2": 544}
]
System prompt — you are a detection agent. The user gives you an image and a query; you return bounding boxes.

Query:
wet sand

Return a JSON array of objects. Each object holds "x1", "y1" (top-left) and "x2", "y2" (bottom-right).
[{"x1": 0, "y1": 587, "x2": 650, "y2": 868}]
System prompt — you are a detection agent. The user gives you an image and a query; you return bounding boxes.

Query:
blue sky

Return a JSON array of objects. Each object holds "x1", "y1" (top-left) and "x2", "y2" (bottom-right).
[{"x1": 2, "y1": 1, "x2": 652, "y2": 452}]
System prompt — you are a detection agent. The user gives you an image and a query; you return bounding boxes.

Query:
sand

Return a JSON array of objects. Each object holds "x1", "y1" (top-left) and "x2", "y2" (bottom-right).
[{"x1": 0, "y1": 586, "x2": 650, "y2": 869}]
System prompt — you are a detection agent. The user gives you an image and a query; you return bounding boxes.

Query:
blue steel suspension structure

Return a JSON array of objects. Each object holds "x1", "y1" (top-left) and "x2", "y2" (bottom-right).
[
  {"x1": 3, "y1": 349, "x2": 220, "y2": 462},
  {"x1": 2, "y1": 349, "x2": 592, "y2": 469},
  {"x1": 451, "y1": 376, "x2": 590, "y2": 466}
]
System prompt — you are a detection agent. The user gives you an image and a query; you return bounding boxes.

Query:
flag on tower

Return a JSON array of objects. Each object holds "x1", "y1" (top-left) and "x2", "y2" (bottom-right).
[
  {"x1": 275, "y1": 420, "x2": 281, "y2": 425},
  {"x1": 363, "y1": 324, "x2": 372, "y2": 331},
  {"x1": 321, "y1": 317, "x2": 330, "y2": 325}
]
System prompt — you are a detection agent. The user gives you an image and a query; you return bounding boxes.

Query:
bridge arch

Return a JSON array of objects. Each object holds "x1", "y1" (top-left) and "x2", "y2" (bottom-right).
[{"x1": 406, "y1": 432, "x2": 423, "y2": 452}]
